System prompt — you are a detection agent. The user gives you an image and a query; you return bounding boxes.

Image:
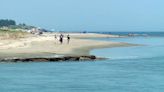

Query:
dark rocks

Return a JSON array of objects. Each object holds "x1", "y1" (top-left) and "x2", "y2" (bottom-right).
[
  {"x1": 0, "y1": 55, "x2": 105, "y2": 63},
  {"x1": 79, "y1": 55, "x2": 96, "y2": 61}
]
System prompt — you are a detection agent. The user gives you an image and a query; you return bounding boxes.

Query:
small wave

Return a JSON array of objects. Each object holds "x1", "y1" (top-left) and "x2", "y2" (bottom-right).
[
  {"x1": 109, "y1": 56, "x2": 139, "y2": 60},
  {"x1": 108, "y1": 55, "x2": 164, "y2": 61}
]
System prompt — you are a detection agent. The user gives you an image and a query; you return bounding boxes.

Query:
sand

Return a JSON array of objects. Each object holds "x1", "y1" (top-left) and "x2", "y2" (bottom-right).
[{"x1": 0, "y1": 33, "x2": 135, "y2": 58}]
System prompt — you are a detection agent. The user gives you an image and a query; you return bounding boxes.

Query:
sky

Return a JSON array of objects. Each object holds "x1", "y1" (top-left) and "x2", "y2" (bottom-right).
[{"x1": 0, "y1": 0, "x2": 164, "y2": 32}]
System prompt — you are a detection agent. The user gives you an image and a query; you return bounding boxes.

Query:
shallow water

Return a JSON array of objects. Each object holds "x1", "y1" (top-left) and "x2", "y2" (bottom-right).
[
  {"x1": 0, "y1": 36, "x2": 164, "y2": 92},
  {"x1": 92, "y1": 37, "x2": 164, "y2": 60}
]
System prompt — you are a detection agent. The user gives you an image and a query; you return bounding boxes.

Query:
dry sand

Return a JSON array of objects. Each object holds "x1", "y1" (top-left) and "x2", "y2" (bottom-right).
[{"x1": 0, "y1": 33, "x2": 135, "y2": 58}]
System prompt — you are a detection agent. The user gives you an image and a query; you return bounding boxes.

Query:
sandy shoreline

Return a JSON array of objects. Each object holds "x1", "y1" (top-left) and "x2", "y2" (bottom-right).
[{"x1": 0, "y1": 33, "x2": 136, "y2": 59}]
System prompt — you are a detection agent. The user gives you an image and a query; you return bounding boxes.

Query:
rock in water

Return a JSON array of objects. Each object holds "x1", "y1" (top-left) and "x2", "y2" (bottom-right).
[{"x1": 0, "y1": 55, "x2": 103, "y2": 62}]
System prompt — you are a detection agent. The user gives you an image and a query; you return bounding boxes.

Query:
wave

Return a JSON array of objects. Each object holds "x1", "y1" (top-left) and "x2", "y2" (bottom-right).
[
  {"x1": 109, "y1": 56, "x2": 139, "y2": 60},
  {"x1": 109, "y1": 55, "x2": 164, "y2": 61}
]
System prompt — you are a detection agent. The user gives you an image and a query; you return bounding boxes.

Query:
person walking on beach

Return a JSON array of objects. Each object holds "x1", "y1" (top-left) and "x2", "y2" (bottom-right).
[
  {"x1": 59, "y1": 34, "x2": 64, "y2": 44},
  {"x1": 54, "y1": 34, "x2": 57, "y2": 44},
  {"x1": 67, "y1": 34, "x2": 70, "y2": 44}
]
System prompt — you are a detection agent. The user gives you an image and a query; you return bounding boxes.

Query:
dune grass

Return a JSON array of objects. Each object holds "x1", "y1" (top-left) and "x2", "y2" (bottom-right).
[{"x1": 0, "y1": 29, "x2": 29, "y2": 40}]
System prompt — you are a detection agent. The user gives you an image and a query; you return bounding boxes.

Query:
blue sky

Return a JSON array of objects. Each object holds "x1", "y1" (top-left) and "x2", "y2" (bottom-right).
[{"x1": 1, "y1": 0, "x2": 164, "y2": 31}]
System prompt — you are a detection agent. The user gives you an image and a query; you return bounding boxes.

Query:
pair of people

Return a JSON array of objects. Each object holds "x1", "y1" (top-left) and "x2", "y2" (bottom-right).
[{"x1": 54, "y1": 34, "x2": 70, "y2": 44}]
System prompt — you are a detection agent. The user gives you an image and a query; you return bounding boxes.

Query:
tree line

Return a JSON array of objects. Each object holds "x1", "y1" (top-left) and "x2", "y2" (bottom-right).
[{"x1": 0, "y1": 19, "x2": 16, "y2": 27}]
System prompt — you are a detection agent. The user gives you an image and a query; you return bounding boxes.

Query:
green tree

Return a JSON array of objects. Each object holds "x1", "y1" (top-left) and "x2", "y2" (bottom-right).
[{"x1": 0, "y1": 19, "x2": 16, "y2": 27}]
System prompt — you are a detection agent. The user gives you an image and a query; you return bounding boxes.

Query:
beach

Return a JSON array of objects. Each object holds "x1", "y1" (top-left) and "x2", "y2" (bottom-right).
[
  {"x1": 1, "y1": 33, "x2": 164, "y2": 92},
  {"x1": 0, "y1": 33, "x2": 135, "y2": 59}
]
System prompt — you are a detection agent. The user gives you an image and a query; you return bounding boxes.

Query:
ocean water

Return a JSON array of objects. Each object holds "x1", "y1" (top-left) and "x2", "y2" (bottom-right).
[
  {"x1": 0, "y1": 33, "x2": 164, "y2": 92},
  {"x1": 92, "y1": 31, "x2": 164, "y2": 37}
]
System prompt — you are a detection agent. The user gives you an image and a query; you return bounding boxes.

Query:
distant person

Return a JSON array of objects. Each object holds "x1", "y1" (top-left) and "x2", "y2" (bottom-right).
[
  {"x1": 54, "y1": 34, "x2": 57, "y2": 39},
  {"x1": 54, "y1": 34, "x2": 57, "y2": 44},
  {"x1": 59, "y1": 34, "x2": 64, "y2": 44},
  {"x1": 67, "y1": 34, "x2": 70, "y2": 44}
]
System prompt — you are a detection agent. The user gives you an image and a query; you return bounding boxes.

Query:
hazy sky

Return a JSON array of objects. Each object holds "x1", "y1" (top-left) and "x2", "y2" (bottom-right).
[{"x1": 1, "y1": 0, "x2": 164, "y2": 31}]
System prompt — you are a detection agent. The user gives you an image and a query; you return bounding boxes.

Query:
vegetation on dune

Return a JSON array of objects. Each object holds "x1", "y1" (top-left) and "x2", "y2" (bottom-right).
[
  {"x1": 0, "y1": 29, "x2": 29, "y2": 40},
  {"x1": 0, "y1": 19, "x2": 49, "y2": 40},
  {"x1": 0, "y1": 19, "x2": 33, "y2": 40}
]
